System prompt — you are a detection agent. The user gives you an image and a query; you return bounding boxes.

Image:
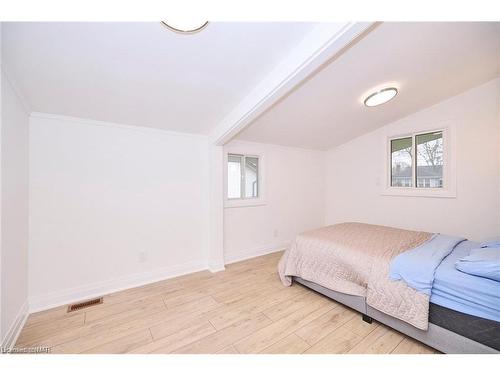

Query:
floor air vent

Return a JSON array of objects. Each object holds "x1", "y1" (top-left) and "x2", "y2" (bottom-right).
[{"x1": 67, "y1": 297, "x2": 103, "y2": 312}]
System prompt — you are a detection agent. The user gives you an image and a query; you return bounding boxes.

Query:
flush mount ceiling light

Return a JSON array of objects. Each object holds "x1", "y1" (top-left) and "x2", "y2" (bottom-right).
[
  {"x1": 364, "y1": 87, "x2": 398, "y2": 107},
  {"x1": 160, "y1": 20, "x2": 209, "y2": 34}
]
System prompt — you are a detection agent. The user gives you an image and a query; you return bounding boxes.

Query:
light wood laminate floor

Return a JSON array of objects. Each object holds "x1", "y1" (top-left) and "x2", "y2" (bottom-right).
[{"x1": 16, "y1": 252, "x2": 438, "y2": 354}]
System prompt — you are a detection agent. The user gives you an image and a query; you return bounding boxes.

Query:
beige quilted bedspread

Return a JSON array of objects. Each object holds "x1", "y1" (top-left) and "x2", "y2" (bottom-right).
[{"x1": 278, "y1": 222, "x2": 433, "y2": 330}]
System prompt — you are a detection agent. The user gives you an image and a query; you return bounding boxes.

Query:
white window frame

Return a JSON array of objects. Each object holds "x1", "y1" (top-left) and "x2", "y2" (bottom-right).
[
  {"x1": 381, "y1": 124, "x2": 456, "y2": 198},
  {"x1": 224, "y1": 144, "x2": 266, "y2": 208},
  {"x1": 227, "y1": 153, "x2": 259, "y2": 200}
]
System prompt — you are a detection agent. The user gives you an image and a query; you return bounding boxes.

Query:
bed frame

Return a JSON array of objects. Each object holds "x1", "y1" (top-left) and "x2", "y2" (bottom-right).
[{"x1": 294, "y1": 277, "x2": 498, "y2": 354}]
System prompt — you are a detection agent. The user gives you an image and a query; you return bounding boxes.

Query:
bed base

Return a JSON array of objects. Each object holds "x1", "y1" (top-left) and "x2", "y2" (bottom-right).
[{"x1": 294, "y1": 277, "x2": 498, "y2": 354}]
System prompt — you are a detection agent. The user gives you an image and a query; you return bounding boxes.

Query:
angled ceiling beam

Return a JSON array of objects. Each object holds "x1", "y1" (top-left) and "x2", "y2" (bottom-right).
[{"x1": 210, "y1": 22, "x2": 376, "y2": 146}]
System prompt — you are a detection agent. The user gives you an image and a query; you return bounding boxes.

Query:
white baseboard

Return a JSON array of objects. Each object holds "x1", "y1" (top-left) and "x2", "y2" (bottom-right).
[
  {"x1": 29, "y1": 259, "x2": 207, "y2": 313},
  {"x1": 224, "y1": 242, "x2": 289, "y2": 265},
  {"x1": 1, "y1": 300, "x2": 29, "y2": 350},
  {"x1": 208, "y1": 263, "x2": 226, "y2": 273}
]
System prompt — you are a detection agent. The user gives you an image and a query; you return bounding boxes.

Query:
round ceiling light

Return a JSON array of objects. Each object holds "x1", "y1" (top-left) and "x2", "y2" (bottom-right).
[
  {"x1": 160, "y1": 20, "x2": 209, "y2": 34},
  {"x1": 364, "y1": 87, "x2": 398, "y2": 107}
]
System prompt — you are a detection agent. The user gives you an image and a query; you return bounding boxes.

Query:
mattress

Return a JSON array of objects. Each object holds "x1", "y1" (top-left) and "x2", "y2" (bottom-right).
[
  {"x1": 431, "y1": 240, "x2": 500, "y2": 322},
  {"x1": 429, "y1": 303, "x2": 500, "y2": 350}
]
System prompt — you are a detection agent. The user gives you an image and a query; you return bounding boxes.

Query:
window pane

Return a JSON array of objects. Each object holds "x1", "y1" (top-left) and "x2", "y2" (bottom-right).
[
  {"x1": 244, "y1": 156, "x2": 258, "y2": 198},
  {"x1": 227, "y1": 154, "x2": 242, "y2": 199},
  {"x1": 416, "y1": 131, "x2": 443, "y2": 188},
  {"x1": 391, "y1": 137, "x2": 413, "y2": 187}
]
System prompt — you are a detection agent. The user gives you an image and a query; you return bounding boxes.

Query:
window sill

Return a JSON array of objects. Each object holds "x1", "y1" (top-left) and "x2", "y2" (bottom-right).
[
  {"x1": 224, "y1": 199, "x2": 267, "y2": 208},
  {"x1": 380, "y1": 187, "x2": 456, "y2": 198}
]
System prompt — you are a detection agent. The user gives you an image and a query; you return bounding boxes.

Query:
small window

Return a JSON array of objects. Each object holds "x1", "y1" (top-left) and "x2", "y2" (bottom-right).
[
  {"x1": 227, "y1": 154, "x2": 259, "y2": 200},
  {"x1": 391, "y1": 137, "x2": 413, "y2": 187},
  {"x1": 389, "y1": 130, "x2": 444, "y2": 189},
  {"x1": 416, "y1": 131, "x2": 443, "y2": 188},
  {"x1": 227, "y1": 154, "x2": 243, "y2": 199}
]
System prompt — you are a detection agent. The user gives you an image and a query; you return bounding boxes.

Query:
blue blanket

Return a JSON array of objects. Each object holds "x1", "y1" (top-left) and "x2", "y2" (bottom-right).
[
  {"x1": 456, "y1": 247, "x2": 500, "y2": 282},
  {"x1": 389, "y1": 234, "x2": 466, "y2": 295}
]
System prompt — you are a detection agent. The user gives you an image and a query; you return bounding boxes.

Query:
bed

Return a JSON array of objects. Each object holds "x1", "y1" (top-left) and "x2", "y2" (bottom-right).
[{"x1": 278, "y1": 222, "x2": 500, "y2": 354}]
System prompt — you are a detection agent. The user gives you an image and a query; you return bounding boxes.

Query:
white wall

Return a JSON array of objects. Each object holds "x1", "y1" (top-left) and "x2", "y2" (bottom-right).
[
  {"x1": 325, "y1": 79, "x2": 500, "y2": 241},
  {"x1": 29, "y1": 114, "x2": 210, "y2": 311},
  {"x1": 223, "y1": 140, "x2": 325, "y2": 262},
  {"x1": 1, "y1": 69, "x2": 30, "y2": 344}
]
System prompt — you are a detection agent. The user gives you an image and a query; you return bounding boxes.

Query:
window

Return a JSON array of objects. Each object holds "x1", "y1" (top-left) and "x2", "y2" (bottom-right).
[
  {"x1": 390, "y1": 130, "x2": 444, "y2": 189},
  {"x1": 227, "y1": 153, "x2": 259, "y2": 200},
  {"x1": 390, "y1": 137, "x2": 413, "y2": 187},
  {"x1": 416, "y1": 132, "x2": 443, "y2": 188}
]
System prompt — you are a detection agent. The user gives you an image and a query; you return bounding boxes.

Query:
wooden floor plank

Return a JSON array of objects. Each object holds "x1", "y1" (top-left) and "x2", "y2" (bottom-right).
[
  {"x1": 24, "y1": 308, "x2": 84, "y2": 330},
  {"x1": 348, "y1": 325, "x2": 405, "y2": 354},
  {"x1": 129, "y1": 322, "x2": 216, "y2": 354},
  {"x1": 304, "y1": 317, "x2": 379, "y2": 354},
  {"x1": 259, "y1": 334, "x2": 310, "y2": 354},
  {"x1": 16, "y1": 313, "x2": 86, "y2": 347},
  {"x1": 216, "y1": 345, "x2": 239, "y2": 354},
  {"x1": 304, "y1": 326, "x2": 360, "y2": 354},
  {"x1": 208, "y1": 285, "x2": 307, "y2": 330},
  {"x1": 391, "y1": 337, "x2": 439, "y2": 354},
  {"x1": 294, "y1": 305, "x2": 355, "y2": 345},
  {"x1": 261, "y1": 290, "x2": 330, "y2": 322},
  {"x1": 84, "y1": 294, "x2": 165, "y2": 323},
  {"x1": 173, "y1": 314, "x2": 273, "y2": 354},
  {"x1": 82, "y1": 329, "x2": 153, "y2": 354},
  {"x1": 234, "y1": 299, "x2": 335, "y2": 354}
]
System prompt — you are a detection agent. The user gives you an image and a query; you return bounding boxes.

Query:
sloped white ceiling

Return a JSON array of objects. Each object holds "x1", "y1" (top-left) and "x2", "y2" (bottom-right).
[
  {"x1": 236, "y1": 22, "x2": 500, "y2": 150},
  {"x1": 2, "y1": 22, "x2": 315, "y2": 134}
]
